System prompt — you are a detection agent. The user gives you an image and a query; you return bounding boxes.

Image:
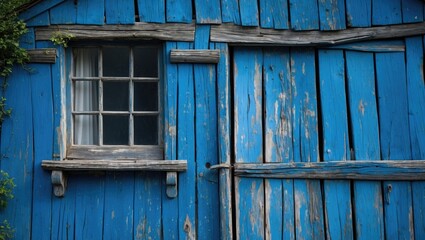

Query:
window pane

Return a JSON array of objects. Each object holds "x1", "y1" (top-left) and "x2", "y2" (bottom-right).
[
  {"x1": 73, "y1": 48, "x2": 99, "y2": 77},
  {"x1": 74, "y1": 115, "x2": 99, "y2": 145},
  {"x1": 74, "y1": 81, "x2": 99, "y2": 111},
  {"x1": 103, "y1": 81, "x2": 129, "y2": 111},
  {"x1": 103, "y1": 115, "x2": 129, "y2": 145},
  {"x1": 103, "y1": 47, "x2": 129, "y2": 77},
  {"x1": 134, "y1": 82, "x2": 158, "y2": 111},
  {"x1": 134, "y1": 47, "x2": 158, "y2": 77},
  {"x1": 134, "y1": 116, "x2": 158, "y2": 145}
]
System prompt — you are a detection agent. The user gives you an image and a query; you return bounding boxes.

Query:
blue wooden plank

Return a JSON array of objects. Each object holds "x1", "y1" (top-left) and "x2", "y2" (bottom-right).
[
  {"x1": 162, "y1": 41, "x2": 179, "y2": 239},
  {"x1": 194, "y1": 26, "x2": 220, "y2": 240},
  {"x1": 215, "y1": 43, "x2": 233, "y2": 240},
  {"x1": 402, "y1": 0, "x2": 424, "y2": 23},
  {"x1": 50, "y1": 0, "x2": 77, "y2": 24},
  {"x1": 346, "y1": 51, "x2": 384, "y2": 240},
  {"x1": 289, "y1": 0, "x2": 319, "y2": 30},
  {"x1": 26, "y1": 11, "x2": 50, "y2": 27},
  {"x1": 51, "y1": 177, "x2": 76, "y2": 240},
  {"x1": 138, "y1": 0, "x2": 165, "y2": 23},
  {"x1": 234, "y1": 48, "x2": 264, "y2": 239},
  {"x1": 291, "y1": 48, "x2": 325, "y2": 239},
  {"x1": 195, "y1": 0, "x2": 222, "y2": 23},
  {"x1": 20, "y1": 0, "x2": 65, "y2": 21},
  {"x1": 239, "y1": 0, "x2": 259, "y2": 26},
  {"x1": 318, "y1": 0, "x2": 346, "y2": 30},
  {"x1": 74, "y1": 176, "x2": 104, "y2": 239},
  {"x1": 134, "y1": 172, "x2": 162, "y2": 239},
  {"x1": 166, "y1": 0, "x2": 192, "y2": 23},
  {"x1": 263, "y1": 48, "x2": 293, "y2": 239},
  {"x1": 76, "y1": 0, "x2": 105, "y2": 25},
  {"x1": 175, "y1": 41, "x2": 196, "y2": 239},
  {"x1": 346, "y1": 0, "x2": 371, "y2": 27},
  {"x1": 220, "y1": 0, "x2": 241, "y2": 24},
  {"x1": 30, "y1": 41, "x2": 53, "y2": 240},
  {"x1": 372, "y1": 0, "x2": 402, "y2": 25},
  {"x1": 259, "y1": 0, "x2": 289, "y2": 29},
  {"x1": 318, "y1": 49, "x2": 353, "y2": 240},
  {"x1": 103, "y1": 173, "x2": 134, "y2": 240},
  {"x1": 105, "y1": 0, "x2": 135, "y2": 24},
  {"x1": 375, "y1": 52, "x2": 413, "y2": 240},
  {"x1": 406, "y1": 36, "x2": 425, "y2": 239}
]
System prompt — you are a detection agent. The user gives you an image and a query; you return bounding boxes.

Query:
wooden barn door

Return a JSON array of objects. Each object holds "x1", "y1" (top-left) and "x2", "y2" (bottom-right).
[{"x1": 230, "y1": 39, "x2": 424, "y2": 239}]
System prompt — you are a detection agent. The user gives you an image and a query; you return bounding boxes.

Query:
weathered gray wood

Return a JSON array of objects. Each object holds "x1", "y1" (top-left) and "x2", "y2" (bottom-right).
[
  {"x1": 35, "y1": 23, "x2": 195, "y2": 42},
  {"x1": 211, "y1": 22, "x2": 425, "y2": 46},
  {"x1": 28, "y1": 48, "x2": 57, "y2": 63},
  {"x1": 170, "y1": 49, "x2": 220, "y2": 63},
  {"x1": 66, "y1": 146, "x2": 163, "y2": 160},
  {"x1": 234, "y1": 160, "x2": 425, "y2": 180},
  {"x1": 42, "y1": 159, "x2": 187, "y2": 171}
]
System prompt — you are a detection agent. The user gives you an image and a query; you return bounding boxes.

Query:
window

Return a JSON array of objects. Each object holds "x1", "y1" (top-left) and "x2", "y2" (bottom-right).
[{"x1": 68, "y1": 45, "x2": 163, "y2": 160}]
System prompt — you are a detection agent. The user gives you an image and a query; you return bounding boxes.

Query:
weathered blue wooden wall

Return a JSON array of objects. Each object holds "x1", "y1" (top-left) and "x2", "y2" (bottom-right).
[{"x1": 1, "y1": 0, "x2": 425, "y2": 239}]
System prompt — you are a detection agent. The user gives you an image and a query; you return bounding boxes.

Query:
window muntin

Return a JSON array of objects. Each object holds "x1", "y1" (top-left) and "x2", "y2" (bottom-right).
[{"x1": 71, "y1": 46, "x2": 161, "y2": 147}]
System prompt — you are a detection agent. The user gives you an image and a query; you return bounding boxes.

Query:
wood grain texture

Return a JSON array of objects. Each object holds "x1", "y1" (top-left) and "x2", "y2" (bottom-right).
[
  {"x1": 49, "y1": 0, "x2": 76, "y2": 24},
  {"x1": 401, "y1": 0, "x2": 424, "y2": 23},
  {"x1": 166, "y1": 0, "x2": 192, "y2": 23},
  {"x1": 138, "y1": 0, "x2": 165, "y2": 23},
  {"x1": 19, "y1": 0, "x2": 64, "y2": 21},
  {"x1": 28, "y1": 48, "x2": 57, "y2": 63},
  {"x1": 406, "y1": 36, "x2": 425, "y2": 239},
  {"x1": 76, "y1": 0, "x2": 105, "y2": 25},
  {"x1": 372, "y1": 0, "x2": 402, "y2": 25},
  {"x1": 291, "y1": 48, "x2": 325, "y2": 239},
  {"x1": 220, "y1": 0, "x2": 241, "y2": 24},
  {"x1": 318, "y1": 0, "x2": 346, "y2": 30},
  {"x1": 346, "y1": 51, "x2": 384, "y2": 240},
  {"x1": 325, "y1": 40, "x2": 405, "y2": 52},
  {"x1": 346, "y1": 0, "x2": 371, "y2": 27},
  {"x1": 194, "y1": 0, "x2": 221, "y2": 23},
  {"x1": 375, "y1": 52, "x2": 414, "y2": 240},
  {"x1": 239, "y1": 0, "x2": 259, "y2": 26},
  {"x1": 318, "y1": 49, "x2": 353, "y2": 240},
  {"x1": 105, "y1": 0, "x2": 135, "y2": 24},
  {"x1": 66, "y1": 146, "x2": 163, "y2": 160},
  {"x1": 170, "y1": 49, "x2": 220, "y2": 63},
  {"x1": 259, "y1": 0, "x2": 289, "y2": 29},
  {"x1": 289, "y1": 0, "x2": 319, "y2": 30},
  {"x1": 26, "y1": 11, "x2": 50, "y2": 27}
]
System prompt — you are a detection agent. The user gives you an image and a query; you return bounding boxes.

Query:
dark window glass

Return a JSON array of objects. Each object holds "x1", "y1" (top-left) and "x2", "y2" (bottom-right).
[
  {"x1": 103, "y1": 115, "x2": 129, "y2": 145},
  {"x1": 134, "y1": 82, "x2": 158, "y2": 111},
  {"x1": 103, "y1": 47, "x2": 129, "y2": 77},
  {"x1": 134, "y1": 48, "x2": 158, "y2": 77},
  {"x1": 134, "y1": 116, "x2": 158, "y2": 145},
  {"x1": 103, "y1": 81, "x2": 129, "y2": 111}
]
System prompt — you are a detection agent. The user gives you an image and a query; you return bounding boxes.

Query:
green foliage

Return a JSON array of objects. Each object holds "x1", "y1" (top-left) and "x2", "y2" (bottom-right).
[
  {"x1": 50, "y1": 31, "x2": 74, "y2": 48},
  {"x1": 0, "y1": 220, "x2": 14, "y2": 240},
  {"x1": 0, "y1": 171, "x2": 14, "y2": 240}
]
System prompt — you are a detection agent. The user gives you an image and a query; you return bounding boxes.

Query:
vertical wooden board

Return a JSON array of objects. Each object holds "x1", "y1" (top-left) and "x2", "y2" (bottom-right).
[
  {"x1": 318, "y1": 49, "x2": 353, "y2": 240},
  {"x1": 346, "y1": 51, "x2": 384, "y2": 240},
  {"x1": 134, "y1": 172, "x2": 162, "y2": 240},
  {"x1": 402, "y1": 0, "x2": 424, "y2": 23},
  {"x1": 26, "y1": 11, "x2": 50, "y2": 27},
  {"x1": 138, "y1": 0, "x2": 165, "y2": 23},
  {"x1": 289, "y1": 0, "x2": 319, "y2": 30},
  {"x1": 318, "y1": 0, "x2": 346, "y2": 30},
  {"x1": 195, "y1": 0, "x2": 222, "y2": 23},
  {"x1": 346, "y1": 0, "x2": 371, "y2": 27},
  {"x1": 260, "y1": 0, "x2": 289, "y2": 29},
  {"x1": 19, "y1": 0, "x2": 65, "y2": 21},
  {"x1": 194, "y1": 26, "x2": 220, "y2": 240},
  {"x1": 215, "y1": 43, "x2": 233, "y2": 240},
  {"x1": 30, "y1": 41, "x2": 53, "y2": 240},
  {"x1": 291, "y1": 48, "x2": 325, "y2": 239},
  {"x1": 50, "y1": 0, "x2": 77, "y2": 24},
  {"x1": 166, "y1": 0, "x2": 192, "y2": 23},
  {"x1": 103, "y1": 173, "x2": 134, "y2": 240},
  {"x1": 76, "y1": 0, "x2": 105, "y2": 24},
  {"x1": 176, "y1": 42, "x2": 196, "y2": 239},
  {"x1": 105, "y1": 0, "x2": 135, "y2": 24},
  {"x1": 372, "y1": 0, "x2": 402, "y2": 25},
  {"x1": 239, "y1": 0, "x2": 259, "y2": 26},
  {"x1": 263, "y1": 48, "x2": 293, "y2": 239},
  {"x1": 221, "y1": 0, "x2": 241, "y2": 24},
  {"x1": 234, "y1": 48, "x2": 264, "y2": 239},
  {"x1": 162, "y1": 41, "x2": 179, "y2": 239},
  {"x1": 375, "y1": 52, "x2": 414, "y2": 240},
  {"x1": 406, "y1": 36, "x2": 425, "y2": 239},
  {"x1": 74, "y1": 176, "x2": 105, "y2": 240},
  {"x1": 50, "y1": 176, "x2": 76, "y2": 240}
]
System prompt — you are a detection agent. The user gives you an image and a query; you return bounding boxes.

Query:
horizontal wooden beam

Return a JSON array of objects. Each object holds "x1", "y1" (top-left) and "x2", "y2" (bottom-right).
[
  {"x1": 28, "y1": 48, "x2": 57, "y2": 63},
  {"x1": 211, "y1": 22, "x2": 425, "y2": 46},
  {"x1": 234, "y1": 160, "x2": 425, "y2": 180},
  {"x1": 35, "y1": 23, "x2": 195, "y2": 42},
  {"x1": 170, "y1": 49, "x2": 220, "y2": 63},
  {"x1": 42, "y1": 159, "x2": 187, "y2": 172}
]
